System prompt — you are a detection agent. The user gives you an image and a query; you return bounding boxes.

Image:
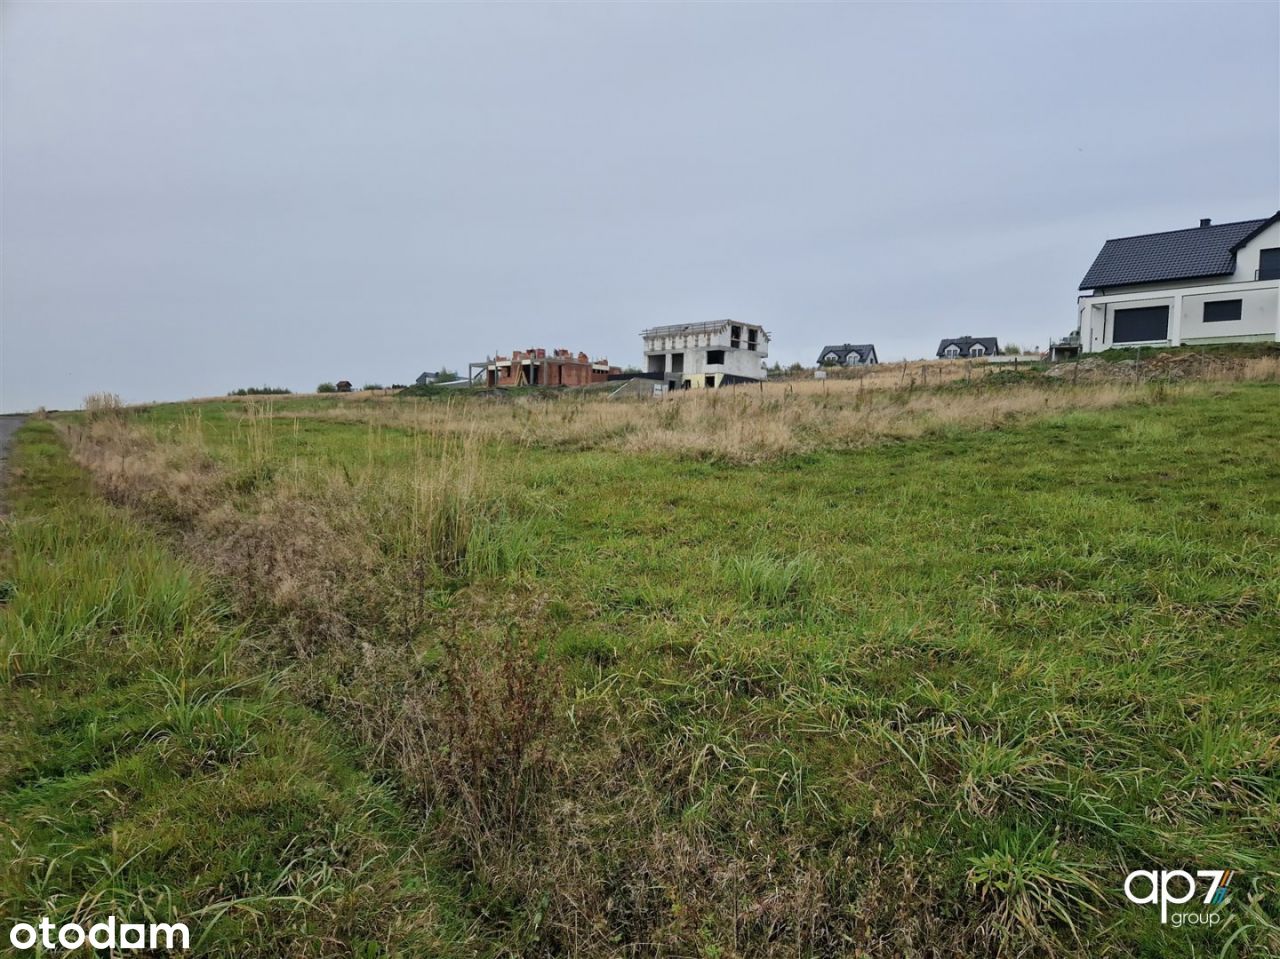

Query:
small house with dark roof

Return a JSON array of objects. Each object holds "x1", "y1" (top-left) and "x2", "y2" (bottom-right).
[
  {"x1": 817, "y1": 343, "x2": 878, "y2": 366},
  {"x1": 937, "y1": 336, "x2": 999, "y2": 359},
  {"x1": 1077, "y1": 212, "x2": 1280, "y2": 352}
]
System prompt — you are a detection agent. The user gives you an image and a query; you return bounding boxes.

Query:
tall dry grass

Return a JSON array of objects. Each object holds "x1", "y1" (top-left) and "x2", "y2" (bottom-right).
[
  {"x1": 82, "y1": 391, "x2": 125, "y2": 419},
  {"x1": 281, "y1": 353, "x2": 1280, "y2": 465},
  {"x1": 60, "y1": 409, "x2": 500, "y2": 650},
  {"x1": 284, "y1": 378, "x2": 1159, "y2": 464}
]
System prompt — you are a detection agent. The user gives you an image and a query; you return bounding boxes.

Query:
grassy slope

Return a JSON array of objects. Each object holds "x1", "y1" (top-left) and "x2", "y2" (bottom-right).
[
  {"x1": 0, "y1": 422, "x2": 482, "y2": 957},
  {"x1": 513, "y1": 386, "x2": 1279, "y2": 955},
  {"x1": 533, "y1": 388, "x2": 1280, "y2": 949},
  {"x1": 11, "y1": 383, "x2": 1280, "y2": 955}
]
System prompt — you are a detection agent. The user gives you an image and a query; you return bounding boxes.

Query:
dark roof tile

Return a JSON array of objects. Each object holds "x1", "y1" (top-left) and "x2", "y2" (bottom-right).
[{"x1": 1080, "y1": 215, "x2": 1277, "y2": 290}]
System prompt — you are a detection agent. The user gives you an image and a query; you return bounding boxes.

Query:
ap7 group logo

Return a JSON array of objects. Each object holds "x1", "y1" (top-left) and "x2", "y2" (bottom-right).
[{"x1": 1125, "y1": 869, "x2": 1234, "y2": 927}]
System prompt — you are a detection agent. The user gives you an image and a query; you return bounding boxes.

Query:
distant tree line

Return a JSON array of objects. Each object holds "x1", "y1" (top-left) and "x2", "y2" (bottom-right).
[{"x1": 228, "y1": 386, "x2": 292, "y2": 396}]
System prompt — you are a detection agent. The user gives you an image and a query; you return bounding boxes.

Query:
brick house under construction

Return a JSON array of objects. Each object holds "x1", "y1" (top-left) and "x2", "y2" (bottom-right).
[{"x1": 471, "y1": 349, "x2": 620, "y2": 388}]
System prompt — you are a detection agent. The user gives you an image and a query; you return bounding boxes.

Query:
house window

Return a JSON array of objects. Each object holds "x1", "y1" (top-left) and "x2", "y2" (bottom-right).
[
  {"x1": 1260, "y1": 248, "x2": 1280, "y2": 281},
  {"x1": 747, "y1": 328, "x2": 758, "y2": 349},
  {"x1": 845, "y1": 352, "x2": 860, "y2": 365},
  {"x1": 970, "y1": 344, "x2": 986, "y2": 357},
  {"x1": 824, "y1": 352, "x2": 839, "y2": 363},
  {"x1": 730, "y1": 325, "x2": 741, "y2": 348},
  {"x1": 1203, "y1": 299, "x2": 1243, "y2": 323},
  {"x1": 944, "y1": 344, "x2": 960, "y2": 359},
  {"x1": 707, "y1": 349, "x2": 725, "y2": 364}
]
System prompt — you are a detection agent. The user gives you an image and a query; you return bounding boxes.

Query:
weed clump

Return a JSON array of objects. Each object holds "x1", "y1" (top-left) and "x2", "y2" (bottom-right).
[
  {"x1": 82, "y1": 392, "x2": 125, "y2": 420},
  {"x1": 721, "y1": 549, "x2": 820, "y2": 607}
]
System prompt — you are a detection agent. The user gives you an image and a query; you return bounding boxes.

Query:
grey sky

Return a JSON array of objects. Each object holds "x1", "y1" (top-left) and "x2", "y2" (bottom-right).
[{"x1": 3, "y1": 1, "x2": 1278, "y2": 411}]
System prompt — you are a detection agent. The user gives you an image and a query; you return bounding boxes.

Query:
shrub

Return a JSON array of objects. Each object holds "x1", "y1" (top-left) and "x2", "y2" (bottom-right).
[
  {"x1": 316, "y1": 382, "x2": 337, "y2": 393},
  {"x1": 362, "y1": 383, "x2": 385, "y2": 391},
  {"x1": 427, "y1": 627, "x2": 558, "y2": 858}
]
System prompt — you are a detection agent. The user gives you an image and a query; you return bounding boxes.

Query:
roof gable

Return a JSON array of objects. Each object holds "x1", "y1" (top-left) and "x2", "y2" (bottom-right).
[{"x1": 1079, "y1": 214, "x2": 1278, "y2": 290}]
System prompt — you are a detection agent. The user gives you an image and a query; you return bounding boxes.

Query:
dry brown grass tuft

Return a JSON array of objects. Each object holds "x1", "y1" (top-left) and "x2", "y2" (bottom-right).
[
  {"x1": 81, "y1": 391, "x2": 126, "y2": 420},
  {"x1": 63, "y1": 415, "x2": 222, "y2": 521}
]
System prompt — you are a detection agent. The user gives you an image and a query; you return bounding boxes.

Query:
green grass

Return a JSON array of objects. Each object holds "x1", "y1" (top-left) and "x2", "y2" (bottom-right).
[
  {"x1": 1091, "y1": 341, "x2": 1280, "y2": 363},
  {"x1": 16, "y1": 382, "x2": 1280, "y2": 956},
  {"x1": 0, "y1": 422, "x2": 483, "y2": 957}
]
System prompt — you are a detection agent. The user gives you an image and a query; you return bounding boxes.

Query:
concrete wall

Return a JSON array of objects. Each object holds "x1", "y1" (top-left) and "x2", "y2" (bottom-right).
[
  {"x1": 1079, "y1": 283, "x2": 1280, "y2": 351},
  {"x1": 643, "y1": 322, "x2": 769, "y2": 357},
  {"x1": 644, "y1": 348, "x2": 766, "y2": 386},
  {"x1": 1180, "y1": 287, "x2": 1279, "y2": 343}
]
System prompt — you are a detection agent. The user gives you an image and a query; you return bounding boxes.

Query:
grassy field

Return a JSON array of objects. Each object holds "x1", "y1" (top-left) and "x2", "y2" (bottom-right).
[{"x1": 4, "y1": 365, "x2": 1280, "y2": 956}]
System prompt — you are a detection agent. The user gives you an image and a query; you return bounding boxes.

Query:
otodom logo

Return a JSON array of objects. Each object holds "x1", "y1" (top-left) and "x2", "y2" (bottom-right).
[
  {"x1": 1124, "y1": 869, "x2": 1234, "y2": 927},
  {"x1": 8, "y1": 917, "x2": 190, "y2": 951}
]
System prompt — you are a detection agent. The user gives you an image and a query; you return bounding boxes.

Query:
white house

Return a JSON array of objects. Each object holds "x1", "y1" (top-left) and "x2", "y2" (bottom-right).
[
  {"x1": 641, "y1": 320, "x2": 769, "y2": 390},
  {"x1": 937, "y1": 336, "x2": 999, "y2": 359},
  {"x1": 1077, "y1": 213, "x2": 1280, "y2": 352},
  {"x1": 817, "y1": 343, "x2": 878, "y2": 366}
]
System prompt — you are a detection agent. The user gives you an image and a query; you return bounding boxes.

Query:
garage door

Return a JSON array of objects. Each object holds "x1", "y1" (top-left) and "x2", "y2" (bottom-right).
[{"x1": 1112, "y1": 306, "x2": 1168, "y2": 344}]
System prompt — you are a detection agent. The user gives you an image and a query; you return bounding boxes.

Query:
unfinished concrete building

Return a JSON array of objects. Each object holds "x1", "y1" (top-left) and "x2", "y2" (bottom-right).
[
  {"x1": 470, "y1": 348, "x2": 620, "y2": 388},
  {"x1": 641, "y1": 319, "x2": 770, "y2": 390}
]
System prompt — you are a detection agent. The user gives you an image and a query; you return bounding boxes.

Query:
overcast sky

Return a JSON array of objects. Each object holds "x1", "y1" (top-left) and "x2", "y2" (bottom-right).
[{"x1": 3, "y1": 1, "x2": 1278, "y2": 411}]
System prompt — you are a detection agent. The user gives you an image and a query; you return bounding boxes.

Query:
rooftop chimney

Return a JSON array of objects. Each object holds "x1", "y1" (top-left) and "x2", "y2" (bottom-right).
[{"x1": 1200, "y1": 218, "x2": 1212, "y2": 228}]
